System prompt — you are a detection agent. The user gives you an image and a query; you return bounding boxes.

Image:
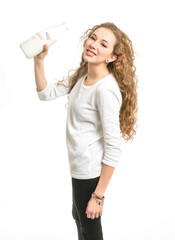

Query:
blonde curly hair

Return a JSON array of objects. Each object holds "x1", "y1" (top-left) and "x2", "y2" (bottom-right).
[{"x1": 57, "y1": 22, "x2": 138, "y2": 142}]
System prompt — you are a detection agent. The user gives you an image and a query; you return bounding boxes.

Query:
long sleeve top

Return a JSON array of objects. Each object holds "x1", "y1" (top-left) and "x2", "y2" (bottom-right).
[{"x1": 37, "y1": 73, "x2": 122, "y2": 179}]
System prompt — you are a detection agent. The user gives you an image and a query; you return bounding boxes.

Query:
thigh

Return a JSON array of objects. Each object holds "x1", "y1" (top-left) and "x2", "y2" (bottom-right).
[{"x1": 72, "y1": 177, "x2": 103, "y2": 240}]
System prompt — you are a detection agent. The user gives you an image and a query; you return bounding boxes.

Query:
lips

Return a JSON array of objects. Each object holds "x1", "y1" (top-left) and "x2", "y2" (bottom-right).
[{"x1": 86, "y1": 49, "x2": 96, "y2": 55}]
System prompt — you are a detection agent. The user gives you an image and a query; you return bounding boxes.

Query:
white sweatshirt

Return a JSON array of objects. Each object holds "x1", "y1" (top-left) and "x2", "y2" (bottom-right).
[{"x1": 37, "y1": 73, "x2": 122, "y2": 179}]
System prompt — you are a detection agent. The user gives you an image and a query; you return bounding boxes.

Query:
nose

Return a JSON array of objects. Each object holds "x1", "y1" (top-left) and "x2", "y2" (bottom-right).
[{"x1": 90, "y1": 40, "x2": 97, "y2": 49}]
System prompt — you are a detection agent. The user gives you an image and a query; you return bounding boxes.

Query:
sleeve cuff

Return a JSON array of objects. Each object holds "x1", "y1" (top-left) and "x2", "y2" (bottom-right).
[
  {"x1": 102, "y1": 159, "x2": 119, "y2": 168},
  {"x1": 36, "y1": 83, "x2": 49, "y2": 94}
]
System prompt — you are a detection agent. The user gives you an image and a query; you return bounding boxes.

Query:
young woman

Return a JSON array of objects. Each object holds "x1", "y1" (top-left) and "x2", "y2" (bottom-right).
[{"x1": 34, "y1": 22, "x2": 138, "y2": 240}]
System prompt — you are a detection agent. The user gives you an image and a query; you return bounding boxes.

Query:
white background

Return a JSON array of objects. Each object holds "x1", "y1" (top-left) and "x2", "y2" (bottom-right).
[{"x1": 0, "y1": 0, "x2": 175, "y2": 239}]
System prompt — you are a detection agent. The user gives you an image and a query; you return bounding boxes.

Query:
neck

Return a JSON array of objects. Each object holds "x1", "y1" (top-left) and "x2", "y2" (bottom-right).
[{"x1": 87, "y1": 63, "x2": 110, "y2": 81}]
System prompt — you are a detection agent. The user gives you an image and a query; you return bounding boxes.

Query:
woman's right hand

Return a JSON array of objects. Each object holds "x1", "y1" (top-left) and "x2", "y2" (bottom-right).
[{"x1": 34, "y1": 44, "x2": 48, "y2": 63}]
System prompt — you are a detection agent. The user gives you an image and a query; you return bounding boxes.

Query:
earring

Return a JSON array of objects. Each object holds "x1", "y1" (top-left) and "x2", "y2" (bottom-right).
[{"x1": 106, "y1": 59, "x2": 110, "y2": 63}]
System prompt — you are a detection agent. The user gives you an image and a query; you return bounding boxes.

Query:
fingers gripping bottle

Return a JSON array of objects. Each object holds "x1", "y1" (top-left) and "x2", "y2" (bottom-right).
[{"x1": 19, "y1": 22, "x2": 69, "y2": 59}]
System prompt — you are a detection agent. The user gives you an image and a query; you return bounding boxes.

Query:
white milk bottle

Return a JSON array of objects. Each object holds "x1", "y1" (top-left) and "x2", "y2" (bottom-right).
[{"x1": 19, "y1": 22, "x2": 69, "y2": 59}]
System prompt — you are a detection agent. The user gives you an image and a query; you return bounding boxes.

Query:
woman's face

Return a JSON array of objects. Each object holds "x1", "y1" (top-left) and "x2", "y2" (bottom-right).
[{"x1": 83, "y1": 27, "x2": 117, "y2": 65}]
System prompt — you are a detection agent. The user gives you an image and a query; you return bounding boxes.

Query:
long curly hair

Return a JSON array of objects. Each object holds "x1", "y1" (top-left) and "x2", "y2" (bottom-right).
[{"x1": 57, "y1": 22, "x2": 138, "y2": 142}]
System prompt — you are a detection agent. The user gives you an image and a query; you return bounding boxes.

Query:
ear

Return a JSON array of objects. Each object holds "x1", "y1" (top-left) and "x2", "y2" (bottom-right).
[{"x1": 110, "y1": 54, "x2": 117, "y2": 62}]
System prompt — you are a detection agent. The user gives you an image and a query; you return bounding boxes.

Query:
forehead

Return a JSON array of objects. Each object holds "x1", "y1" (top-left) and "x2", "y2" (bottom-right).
[{"x1": 92, "y1": 27, "x2": 116, "y2": 45}]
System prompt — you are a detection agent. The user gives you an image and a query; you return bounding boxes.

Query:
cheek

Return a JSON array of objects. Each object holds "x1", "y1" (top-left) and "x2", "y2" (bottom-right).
[
  {"x1": 99, "y1": 49, "x2": 109, "y2": 57},
  {"x1": 85, "y1": 39, "x2": 92, "y2": 47},
  {"x1": 99, "y1": 47, "x2": 114, "y2": 58},
  {"x1": 83, "y1": 40, "x2": 88, "y2": 49}
]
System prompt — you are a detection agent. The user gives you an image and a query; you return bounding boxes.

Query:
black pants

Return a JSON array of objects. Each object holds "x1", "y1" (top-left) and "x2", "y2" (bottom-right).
[{"x1": 71, "y1": 176, "x2": 104, "y2": 240}]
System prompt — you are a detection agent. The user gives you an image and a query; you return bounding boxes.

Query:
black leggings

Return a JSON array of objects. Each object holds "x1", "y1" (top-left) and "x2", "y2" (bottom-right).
[{"x1": 71, "y1": 176, "x2": 104, "y2": 240}]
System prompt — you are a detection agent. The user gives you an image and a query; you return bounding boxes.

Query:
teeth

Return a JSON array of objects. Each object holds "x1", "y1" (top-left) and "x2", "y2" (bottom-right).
[{"x1": 87, "y1": 50, "x2": 95, "y2": 55}]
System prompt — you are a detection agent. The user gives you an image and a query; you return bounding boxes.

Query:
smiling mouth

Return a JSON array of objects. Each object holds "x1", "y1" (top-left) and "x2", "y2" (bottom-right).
[{"x1": 86, "y1": 49, "x2": 96, "y2": 56}]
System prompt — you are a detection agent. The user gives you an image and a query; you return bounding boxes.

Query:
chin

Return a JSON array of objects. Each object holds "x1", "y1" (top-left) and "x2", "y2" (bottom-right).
[
  {"x1": 83, "y1": 54, "x2": 93, "y2": 63},
  {"x1": 83, "y1": 55, "x2": 90, "y2": 63}
]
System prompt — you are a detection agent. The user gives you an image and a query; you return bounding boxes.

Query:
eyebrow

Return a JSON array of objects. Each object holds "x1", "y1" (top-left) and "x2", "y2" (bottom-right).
[{"x1": 91, "y1": 33, "x2": 109, "y2": 45}]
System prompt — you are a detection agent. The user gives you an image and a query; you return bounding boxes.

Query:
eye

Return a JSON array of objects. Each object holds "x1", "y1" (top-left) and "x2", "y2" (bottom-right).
[
  {"x1": 89, "y1": 36, "x2": 107, "y2": 48},
  {"x1": 90, "y1": 36, "x2": 95, "y2": 40},
  {"x1": 102, "y1": 43, "x2": 107, "y2": 48}
]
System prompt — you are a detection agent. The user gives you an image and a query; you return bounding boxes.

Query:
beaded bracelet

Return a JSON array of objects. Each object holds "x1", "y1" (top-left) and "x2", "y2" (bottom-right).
[{"x1": 91, "y1": 192, "x2": 105, "y2": 206}]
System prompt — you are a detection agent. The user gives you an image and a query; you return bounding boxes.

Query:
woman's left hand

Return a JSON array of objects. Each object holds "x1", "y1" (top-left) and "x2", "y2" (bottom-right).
[{"x1": 85, "y1": 197, "x2": 103, "y2": 219}]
